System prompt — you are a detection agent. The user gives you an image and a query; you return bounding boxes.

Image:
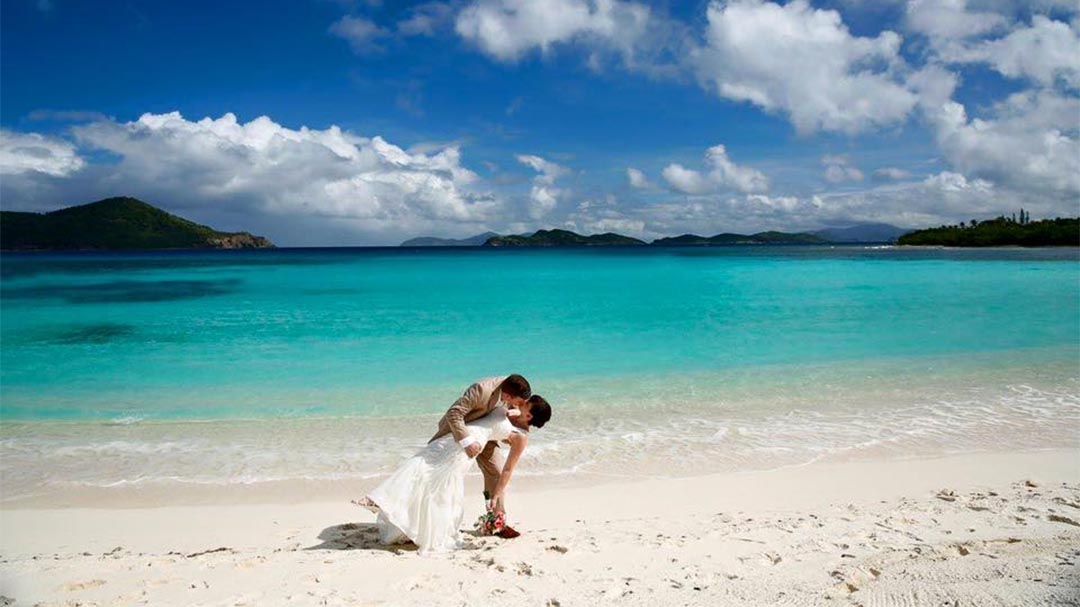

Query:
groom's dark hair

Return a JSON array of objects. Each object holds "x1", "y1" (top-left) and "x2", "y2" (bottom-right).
[
  {"x1": 500, "y1": 374, "x2": 531, "y2": 399},
  {"x1": 527, "y1": 395, "x2": 551, "y2": 429}
]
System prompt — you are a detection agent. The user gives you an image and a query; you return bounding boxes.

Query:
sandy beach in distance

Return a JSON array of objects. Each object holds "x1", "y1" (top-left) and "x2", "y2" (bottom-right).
[{"x1": 2, "y1": 448, "x2": 1078, "y2": 606}]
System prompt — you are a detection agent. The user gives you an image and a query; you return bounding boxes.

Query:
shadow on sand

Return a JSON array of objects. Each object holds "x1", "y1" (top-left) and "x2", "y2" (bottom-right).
[
  {"x1": 306, "y1": 523, "x2": 418, "y2": 553},
  {"x1": 307, "y1": 523, "x2": 494, "y2": 554}
]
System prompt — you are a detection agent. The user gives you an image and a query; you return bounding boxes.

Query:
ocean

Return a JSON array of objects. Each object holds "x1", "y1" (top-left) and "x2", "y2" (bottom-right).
[{"x1": 2, "y1": 246, "x2": 1078, "y2": 503}]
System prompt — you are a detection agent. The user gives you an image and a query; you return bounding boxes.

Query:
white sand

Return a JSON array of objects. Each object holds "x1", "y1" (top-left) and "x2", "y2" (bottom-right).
[{"x1": 2, "y1": 449, "x2": 1079, "y2": 606}]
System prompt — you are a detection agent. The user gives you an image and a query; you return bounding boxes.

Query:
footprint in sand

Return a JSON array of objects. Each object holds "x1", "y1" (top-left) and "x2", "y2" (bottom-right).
[
  {"x1": 63, "y1": 579, "x2": 106, "y2": 591},
  {"x1": 737, "y1": 552, "x2": 782, "y2": 566},
  {"x1": 1047, "y1": 514, "x2": 1080, "y2": 527},
  {"x1": 144, "y1": 578, "x2": 178, "y2": 588},
  {"x1": 236, "y1": 556, "x2": 268, "y2": 569},
  {"x1": 935, "y1": 489, "x2": 958, "y2": 502},
  {"x1": 470, "y1": 555, "x2": 496, "y2": 569},
  {"x1": 827, "y1": 566, "x2": 881, "y2": 597},
  {"x1": 1051, "y1": 496, "x2": 1080, "y2": 510}
]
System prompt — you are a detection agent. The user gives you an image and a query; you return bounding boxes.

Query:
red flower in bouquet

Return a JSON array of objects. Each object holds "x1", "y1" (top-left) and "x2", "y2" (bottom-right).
[{"x1": 475, "y1": 510, "x2": 505, "y2": 535}]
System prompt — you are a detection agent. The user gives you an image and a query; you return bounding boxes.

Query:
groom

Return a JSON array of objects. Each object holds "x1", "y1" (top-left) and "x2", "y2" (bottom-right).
[{"x1": 430, "y1": 374, "x2": 532, "y2": 500}]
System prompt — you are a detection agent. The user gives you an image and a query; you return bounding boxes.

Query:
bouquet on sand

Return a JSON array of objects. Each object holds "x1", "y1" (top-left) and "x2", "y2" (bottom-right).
[{"x1": 475, "y1": 509, "x2": 520, "y2": 539}]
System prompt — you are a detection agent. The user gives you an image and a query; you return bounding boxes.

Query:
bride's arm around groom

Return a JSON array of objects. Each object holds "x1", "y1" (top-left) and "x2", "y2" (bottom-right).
[
  {"x1": 487, "y1": 430, "x2": 526, "y2": 515},
  {"x1": 429, "y1": 374, "x2": 533, "y2": 498}
]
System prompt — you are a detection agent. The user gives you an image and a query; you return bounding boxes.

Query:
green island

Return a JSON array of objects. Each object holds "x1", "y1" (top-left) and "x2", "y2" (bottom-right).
[
  {"x1": 482, "y1": 229, "x2": 830, "y2": 247},
  {"x1": 485, "y1": 229, "x2": 646, "y2": 246},
  {"x1": 403, "y1": 223, "x2": 905, "y2": 247},
  {"x1": 897, "y1": 211, "x2": 1079, "y2": 247},
  {"x1": 0, "y1": 197, "x2": 275, "y2": 251}
]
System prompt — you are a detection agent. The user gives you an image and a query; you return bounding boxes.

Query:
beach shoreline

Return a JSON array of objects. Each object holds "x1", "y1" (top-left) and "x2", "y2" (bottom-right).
[{"x1": 3, "y1": 448, "x2": 1078, "y2": 605}]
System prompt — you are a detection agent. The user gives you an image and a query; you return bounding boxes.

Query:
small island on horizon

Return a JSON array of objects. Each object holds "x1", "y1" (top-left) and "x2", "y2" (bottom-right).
[{"x1": 485, "y1": 229, "x2": 647, "y2": 246}]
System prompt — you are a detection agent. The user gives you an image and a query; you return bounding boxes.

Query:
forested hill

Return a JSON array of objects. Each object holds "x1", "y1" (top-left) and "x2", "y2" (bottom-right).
[
  {"x1": 0, "y1": 197, "x2": 275, "y2": 251},
  {"x1": 485, "y1": 229, "x2": 646, "y2": 246},
  {"x1": 897, "y1": 214, "x2": 1078, "y2": 247}
]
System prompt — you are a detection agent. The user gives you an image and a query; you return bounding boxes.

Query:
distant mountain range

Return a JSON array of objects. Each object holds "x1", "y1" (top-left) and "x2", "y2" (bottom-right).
[
  {"x1": 812, "y1": 223, "x2": 910, "y2": 243},
  {"x1": 400, "y1": 223, "x2": 906, "y2": 247},
  {"x1": 651, "y1": 231, "x2": 827, "y2": 245},
  {"x1": 400, "y1": 232, "x2": 499, "y2": 247},
  {"x1": 0, "y1": 197, "x2": 275, "y2": 251}
]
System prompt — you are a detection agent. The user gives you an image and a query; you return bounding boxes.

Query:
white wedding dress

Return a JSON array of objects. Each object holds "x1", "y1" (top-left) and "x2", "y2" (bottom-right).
[{"x1": 366, "y1": 405, "x2": 520, "y2": 554}]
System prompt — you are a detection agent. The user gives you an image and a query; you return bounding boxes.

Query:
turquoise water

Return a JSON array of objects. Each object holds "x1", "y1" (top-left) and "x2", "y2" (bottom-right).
[
  {"x1": 3, "y1": 246, "x2": 1078, "y2": 419},
  {"x1": 1, "y1": 246, "x2": 1078, "y2": 500}
]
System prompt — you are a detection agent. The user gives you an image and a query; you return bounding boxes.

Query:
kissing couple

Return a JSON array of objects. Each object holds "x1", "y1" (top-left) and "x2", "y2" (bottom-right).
[{"x1": 354, "y1": 374, "x2": 552, "y2": 554}]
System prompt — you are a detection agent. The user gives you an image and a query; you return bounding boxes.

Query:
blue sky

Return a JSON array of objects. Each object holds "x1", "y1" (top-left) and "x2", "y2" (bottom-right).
[{"x1": 1, "y1": 0, "x2": 1077, "y2": 245}]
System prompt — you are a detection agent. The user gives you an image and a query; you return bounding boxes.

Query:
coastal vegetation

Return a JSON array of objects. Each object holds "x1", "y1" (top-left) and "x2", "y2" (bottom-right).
[
  {"x1": 897, "y1": 212, "x2": 1079, "y2": 247},
  {"x1": 0, "y1": 197, "x2": 274, "y2": 251}
]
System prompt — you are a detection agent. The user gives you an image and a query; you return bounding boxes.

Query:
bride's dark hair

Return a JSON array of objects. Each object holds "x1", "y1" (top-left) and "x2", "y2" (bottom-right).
[{"x1": 527, "y1": 395, "x2": 551, "y2": 429}]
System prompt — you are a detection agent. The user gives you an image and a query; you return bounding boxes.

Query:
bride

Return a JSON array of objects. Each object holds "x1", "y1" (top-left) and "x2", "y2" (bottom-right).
[{"x1": 356, "y1": 394, "x2": 551, "y2": 554}]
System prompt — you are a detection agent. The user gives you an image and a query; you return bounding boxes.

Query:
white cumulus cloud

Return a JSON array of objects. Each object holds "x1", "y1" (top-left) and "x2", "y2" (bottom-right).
[
  {"x1": 691, "y1": 0, "x2": 918, "y2": 134},
  {"x1": 907, "y1": 2, "x2": 1080, "y2": 88},
  {"x1": 662, "y1": 144, "x2": 768, "y2": 194},
  {"x1": 905, "y1": 0, "x2": 1007, "y2": 46},
  {"x1": 626, "y1": 167, "x2": 652, "y2": 189},
  {"x1": 0, "y1": 112, "x2": 506, "y2": 243},
  {"x1": 74, "y1": 112, "x2": 492, "y2": 220},
  {"x1": 950, "y1": 15, "x2": 1080, "y2": 88},
  {"x1": 0, "y1": 129, "x2": 85, "y2": 177},
  {"x1": 517, "y1": 153, "x2": 569, "y2": 218},
  {"x1": 821, "y1": 154, "x2": 865, "y2": 183},
  {"x1": 455, "y1": 0, "x2": 651, "y2": 63},
  {"x1": 926, "y1": 91, "x2": 1080, "y2": 196}
]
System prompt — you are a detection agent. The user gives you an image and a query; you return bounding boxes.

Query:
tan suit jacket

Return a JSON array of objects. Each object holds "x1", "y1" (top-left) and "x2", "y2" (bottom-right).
[
  {"x1": 429, "y1": 375, "x2": 508, "y2": 444},
  {"x1": 430, "y1": 375, "x2": 510, "y2": 495}
]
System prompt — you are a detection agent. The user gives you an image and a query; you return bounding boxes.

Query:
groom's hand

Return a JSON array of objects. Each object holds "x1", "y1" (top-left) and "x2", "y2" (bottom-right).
[{"x1": 464, "y1": 443, "x2": 482, "y2": 459}]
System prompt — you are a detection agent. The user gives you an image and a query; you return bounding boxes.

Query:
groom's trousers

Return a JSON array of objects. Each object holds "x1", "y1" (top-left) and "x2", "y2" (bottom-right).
[{"x1": 477, "y1": 441, "x2": 505, "y2": 497}]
